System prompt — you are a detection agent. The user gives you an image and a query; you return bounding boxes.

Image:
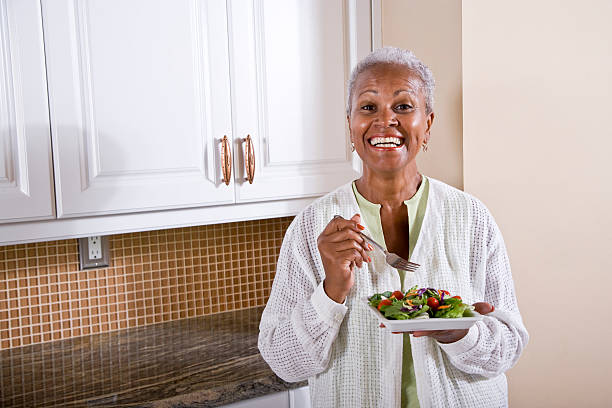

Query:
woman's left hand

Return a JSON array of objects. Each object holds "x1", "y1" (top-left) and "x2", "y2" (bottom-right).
[{"x1": 411, "y1": 302, "x2": 495, "y2": 343}]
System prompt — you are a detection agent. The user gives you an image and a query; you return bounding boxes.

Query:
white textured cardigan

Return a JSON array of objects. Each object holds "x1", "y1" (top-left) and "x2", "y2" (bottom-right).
[{"x1": 258, "y1": 179, "x2": 529, "y2": 408}]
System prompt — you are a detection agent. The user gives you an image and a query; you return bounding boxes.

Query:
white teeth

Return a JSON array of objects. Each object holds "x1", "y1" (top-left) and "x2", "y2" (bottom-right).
[{"x1": 369, "y1": 137, "x2": 402, "y2": 147}]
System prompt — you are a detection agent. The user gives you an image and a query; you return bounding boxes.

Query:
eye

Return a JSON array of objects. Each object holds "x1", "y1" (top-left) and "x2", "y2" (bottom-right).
[
  {"x1": 395, "y1": 103, "x2": 414, "y2": 111},
  {"x1": 360, "y1": 104, "x2": 376, "y2": 111}
]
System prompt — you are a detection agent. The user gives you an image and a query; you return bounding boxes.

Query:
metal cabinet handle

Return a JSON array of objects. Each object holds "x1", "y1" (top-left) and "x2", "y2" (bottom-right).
[
  {"x1": 221, "y1": 135, "x2": 232, "y2": 186},
  {"x1": 244, "y1": 134, "x2": 255, "y2": 184}
]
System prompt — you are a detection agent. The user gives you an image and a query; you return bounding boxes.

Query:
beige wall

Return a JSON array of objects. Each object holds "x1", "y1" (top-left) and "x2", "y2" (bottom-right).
[
  {"x1": 382, "y1": 0, "x2": 463, "y2": 190},
  {"x1": 383, "y1": 0, "x2": 612, "y2": 406},
  {"x1": 463, "y1": 1, "x2": 612, "y2": 406}
]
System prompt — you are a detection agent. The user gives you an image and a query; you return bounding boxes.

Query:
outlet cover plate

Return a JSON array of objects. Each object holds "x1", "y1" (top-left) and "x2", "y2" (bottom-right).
[
  {"x1": 88, "y1": 236, "x2": 103, "y2": 259},
  {"x1": 78, "y1": 236, "x2": 110, "y2": 269}
]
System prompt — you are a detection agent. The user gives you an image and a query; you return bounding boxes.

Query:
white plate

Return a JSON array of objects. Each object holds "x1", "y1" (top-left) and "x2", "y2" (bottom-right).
[{"x1": 367, "y1": 303, "x2": 483, "y2": 332}]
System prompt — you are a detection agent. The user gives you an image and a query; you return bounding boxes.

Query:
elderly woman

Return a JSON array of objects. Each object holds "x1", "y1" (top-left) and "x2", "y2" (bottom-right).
[{"x1": 258, "y1": 47, "x2": 528, "y2": 408}]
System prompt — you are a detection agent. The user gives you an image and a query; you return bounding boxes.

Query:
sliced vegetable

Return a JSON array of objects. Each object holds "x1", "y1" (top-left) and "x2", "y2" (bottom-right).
[
  {"x1": 427, "y1": 297, "x2": 440, "y2": 309},
  {"x1": 377, "y1": 299, "x2": 392, "y2": 311},
  {"x1": 391, "y1": 290, "x2": 404, "y2": 300}
]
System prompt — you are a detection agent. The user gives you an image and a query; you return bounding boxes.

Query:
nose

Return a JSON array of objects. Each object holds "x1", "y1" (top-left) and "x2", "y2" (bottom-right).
[{"x1": 376, "y1": 106, "x2": 398, "y2": 127}]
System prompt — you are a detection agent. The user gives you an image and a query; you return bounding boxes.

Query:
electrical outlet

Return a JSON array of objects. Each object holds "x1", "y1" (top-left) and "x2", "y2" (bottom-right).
[
  {"x1": 78, "y1": 236, "x2": 110, "y2": 269},
  {"x1": 88, "y1": 236, "x2": 102, "y2": 259}
]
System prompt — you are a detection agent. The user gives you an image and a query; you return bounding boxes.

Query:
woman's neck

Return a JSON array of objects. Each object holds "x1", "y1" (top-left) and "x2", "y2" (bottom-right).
[{"x1": 355, "y1": 167, "x2": 422, "y2": 209}]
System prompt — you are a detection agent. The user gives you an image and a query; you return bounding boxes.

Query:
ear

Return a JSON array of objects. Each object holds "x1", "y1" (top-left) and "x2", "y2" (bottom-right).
[
  {"x1": 347, "y1": 115, "x2": 353, "y2": 141},
  {"x1": 425, "y1": 111, "x2": 435, "y2": 141}
]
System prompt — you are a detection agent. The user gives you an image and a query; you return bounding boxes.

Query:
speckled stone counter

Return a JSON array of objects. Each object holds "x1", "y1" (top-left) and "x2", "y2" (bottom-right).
[{"x1": 0, "y1": 307, "x2": 306, "y2": 407}]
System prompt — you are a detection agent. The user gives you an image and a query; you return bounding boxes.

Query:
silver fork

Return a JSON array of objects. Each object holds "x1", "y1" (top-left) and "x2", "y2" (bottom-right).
[
  {"x1": 333, "y1": 215, "x2": 420, "y2": 272},
  {"x1": 359, "y1": 231, "x2": 420, "y2": 272}
]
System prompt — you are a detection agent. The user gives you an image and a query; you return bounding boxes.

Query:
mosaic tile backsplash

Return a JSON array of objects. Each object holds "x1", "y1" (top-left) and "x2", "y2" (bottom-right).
[{"x1": 0, "y1": 217, "x2": 293, "y2": 350}]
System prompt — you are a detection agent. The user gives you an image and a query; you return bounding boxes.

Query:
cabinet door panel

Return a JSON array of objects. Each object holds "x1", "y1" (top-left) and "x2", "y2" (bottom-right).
[
  {"x1": 260, "y1": 2, "x2": 347, "y2": 165},
  {"x1": 229, "y1": 0, "x2": 367, "y2": 202},
  {"x1": 0, "y1": 0, "x2": 55, "y2": 223},
  {"x1": 42, "y1": 0, "x2": 234, "y2": 217},
  {"x1": 289, "y1": 386, "x2": 311, "y2": 408},
  {"x1": 220, "y1": 391, "x2": 289, "y2": 408}
]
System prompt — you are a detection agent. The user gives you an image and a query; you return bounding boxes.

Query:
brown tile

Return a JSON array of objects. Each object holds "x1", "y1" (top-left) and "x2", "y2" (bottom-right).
[{"x1": 1, "y1": 217, "x2": 293, "y2": 349}]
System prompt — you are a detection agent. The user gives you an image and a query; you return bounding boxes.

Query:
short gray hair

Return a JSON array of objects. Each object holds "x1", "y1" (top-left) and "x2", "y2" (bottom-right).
[{"x1": 346, "y1": 47, "x2": 435, "y2": 115}]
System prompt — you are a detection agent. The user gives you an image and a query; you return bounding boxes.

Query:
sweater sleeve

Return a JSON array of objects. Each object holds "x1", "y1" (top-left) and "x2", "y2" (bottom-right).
[
  {"x1": 438, "y1": 210, "x2": 529, "y2": 377},
  {"x1": 258, "y1": 212, "x2": 347, "y2": 382}
]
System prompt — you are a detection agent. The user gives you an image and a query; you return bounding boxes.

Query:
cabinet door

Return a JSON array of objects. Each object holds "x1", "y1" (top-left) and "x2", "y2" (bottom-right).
[
  {"x1": 220, "y1": 391, "x2": 289, "y2": 408},
  {"x1": 42, "y1": 0, "x2": 234, "y2": 218},
  {"x1": 0, "y1": 0, "x2": 55, "y2": 223},
  {"x1": 289, "y1": 386, "x2": 311, "y2": 408},
  {"x1": 229, "y1": 0, "x2": 370, "y2": 202}
]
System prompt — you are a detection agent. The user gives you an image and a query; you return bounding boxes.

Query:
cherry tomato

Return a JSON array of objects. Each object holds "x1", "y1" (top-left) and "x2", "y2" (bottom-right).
[
  {"x1": 427, "y1": 297, "x2": 440, "y2": 309},
  {"x1": 451, "y1": 295, "x2": 462, "y2": 301},
  {"x1": 391, "y1": 290, "x2": 404, "y2": 300},
  {"x1": 377, "y1": 299, "x2": 392, "y2": 310}
]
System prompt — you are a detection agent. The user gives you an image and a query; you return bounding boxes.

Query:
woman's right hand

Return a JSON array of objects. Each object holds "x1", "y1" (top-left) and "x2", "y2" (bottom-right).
[{"x1": 317, "y1": 214, "x2": 372, "y2": 304}]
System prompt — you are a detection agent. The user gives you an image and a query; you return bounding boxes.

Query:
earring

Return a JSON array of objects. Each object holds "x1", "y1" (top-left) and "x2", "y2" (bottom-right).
[
  {"x1": 422, "y1": 142, "x2": 428, "y2": 152},
  {"x1": 351, "y1": 142, "x2": 355, "y2": 152}
]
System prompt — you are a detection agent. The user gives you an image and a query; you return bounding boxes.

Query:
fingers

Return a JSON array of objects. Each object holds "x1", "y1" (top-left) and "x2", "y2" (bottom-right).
[
  {"x1": 472, "y1": 302, "x2": 495, "y2": 315},
  {"x1": 411, "y1": 331, "x2": 432, "y2": 337},
  {"x1": 318, "y1": 215, "x2": 373, "y2": 269},
  {"x1": 326, "y1": 229, "x2": 371, "y2": 254},
  {"x1": 329, "y1": 240, "x2": 371, "y2": 262},
  {"x1": 326, "y1": 228, "x2": 367, "y2": 244},
  {"x1": 336, "y1": 248, "x2": 367, "y2": 268},
  {"x1": 322, "y1": 214, "x2": 364, "y2": 236}
]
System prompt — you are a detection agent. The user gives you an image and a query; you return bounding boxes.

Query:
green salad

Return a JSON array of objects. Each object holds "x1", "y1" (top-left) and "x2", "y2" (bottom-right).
[{"x1": 368, "y1": 286, "x2": 474, "y2": 320}]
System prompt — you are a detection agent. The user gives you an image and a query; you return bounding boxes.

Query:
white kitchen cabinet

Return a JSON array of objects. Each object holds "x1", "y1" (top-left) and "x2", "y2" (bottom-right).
[
  {"x1": 42, "y1": 0, "x2": 369, "y2": 217},
  {"x1": 0, "y1": 0, "x2": 378, "y2": 244},
  {"x1": 289, "y1": 386, "x2": 311, "y2": 408},
  {"x1": 0, "y1": 0, "x2": 55, "y2": 223},
  {"x1": 220, "y1": 391, "x2": 288, "y2": 408},
  {"x1": 41, "y1": 0, "x2": 235, "y2": 217},
  {"x1": 219, "y1": 386, "x2": 310, "y2": 408},
  {"x1": 229, "y1": 0, "x2": 364, "y2": 202}
]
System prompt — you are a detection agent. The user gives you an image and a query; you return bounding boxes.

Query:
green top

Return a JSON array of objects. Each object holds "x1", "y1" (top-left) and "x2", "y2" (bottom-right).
[{"x1": 351, "y1": 176, "x2": 430, "y2": 408}]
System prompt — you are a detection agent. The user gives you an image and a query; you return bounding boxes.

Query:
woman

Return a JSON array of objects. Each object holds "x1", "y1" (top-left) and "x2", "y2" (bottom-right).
[{"x1": 258, "y1": 47, "x2": 528, "y2": 408}]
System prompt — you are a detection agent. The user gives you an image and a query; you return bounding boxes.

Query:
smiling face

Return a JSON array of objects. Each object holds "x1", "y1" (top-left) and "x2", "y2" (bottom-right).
[{"x1": 348, "y1": 64, "x2": 434, "y2": 177}]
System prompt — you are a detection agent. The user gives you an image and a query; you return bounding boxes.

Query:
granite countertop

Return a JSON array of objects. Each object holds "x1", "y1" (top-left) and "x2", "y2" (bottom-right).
[{"x1": 0, "y1": 307, "x2": 305, "y2": 407}]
